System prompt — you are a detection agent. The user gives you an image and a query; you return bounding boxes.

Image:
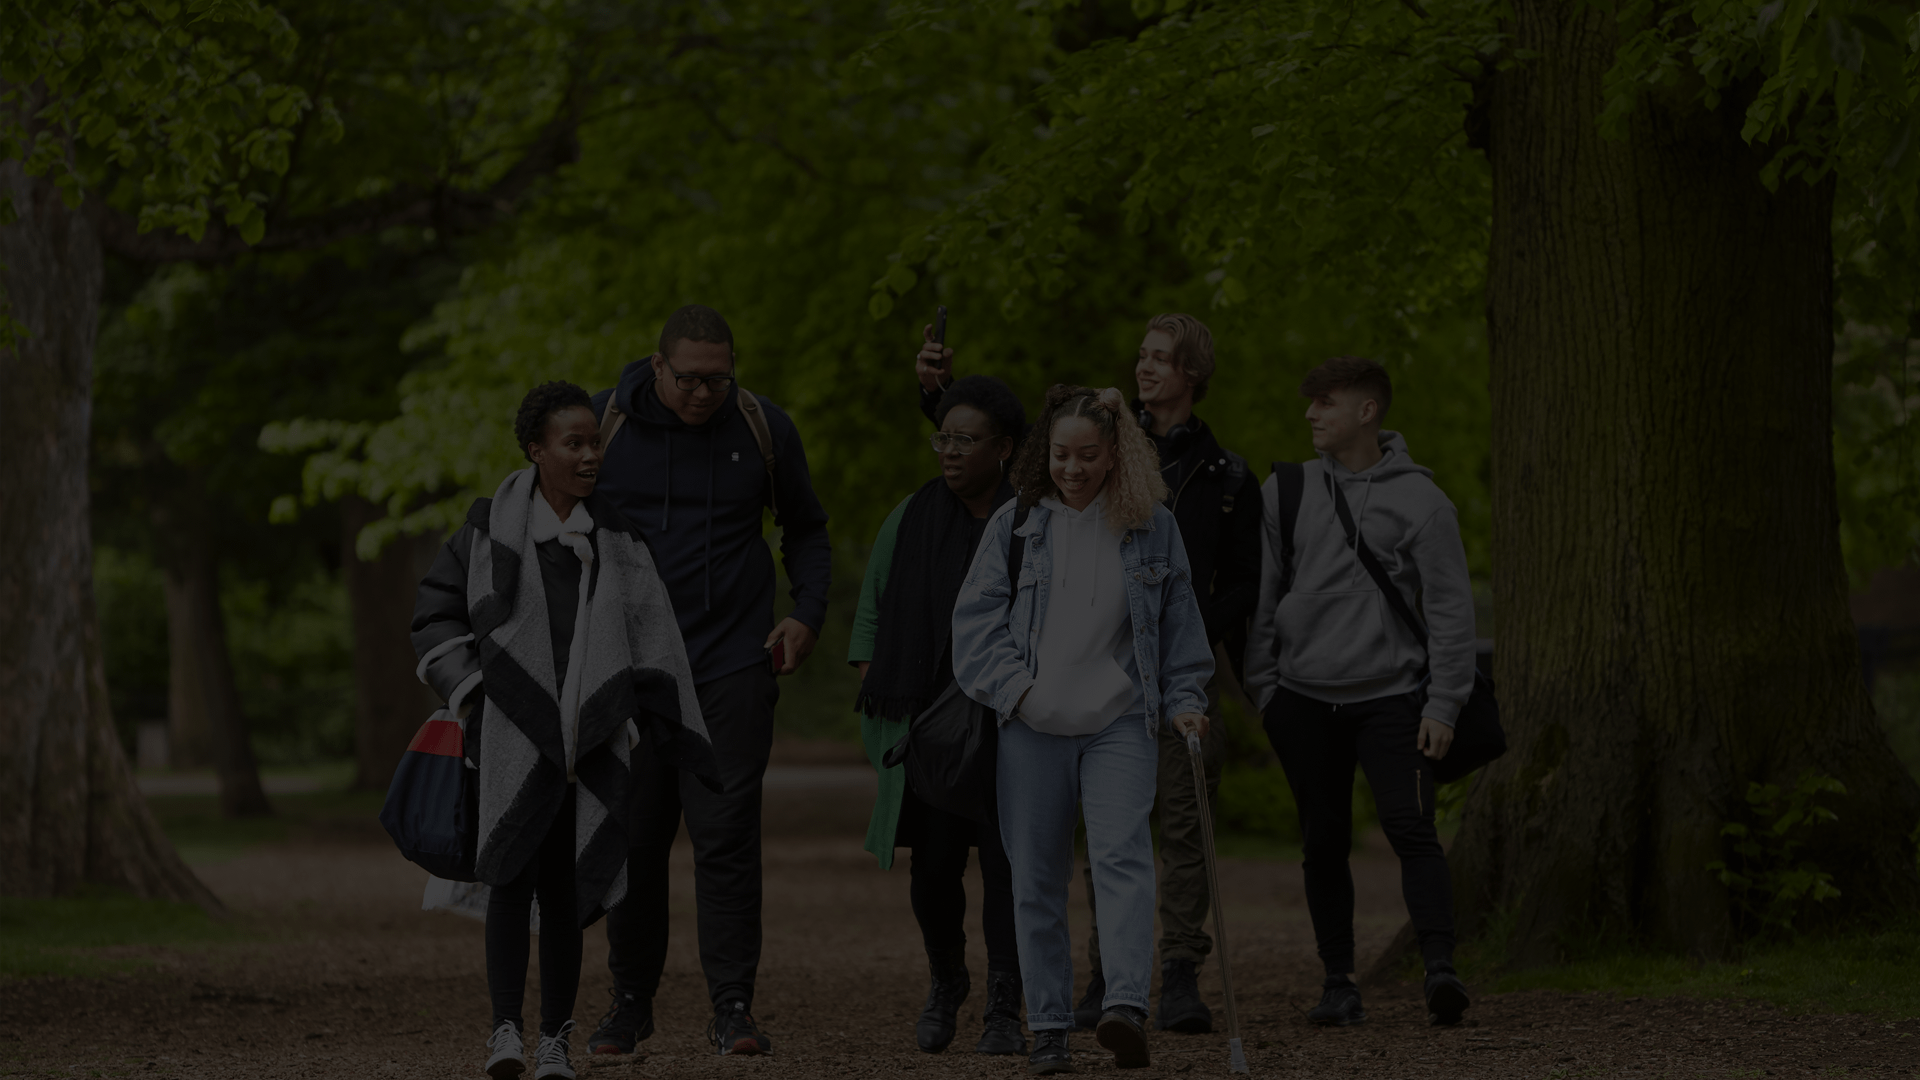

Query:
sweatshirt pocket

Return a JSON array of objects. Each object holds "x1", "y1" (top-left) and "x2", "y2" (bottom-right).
[
  {"x1": 1276, "y1": 589, "x2": 1398, "y2": 684},
  {"x1": 1022, "y1": 657, "x2": 1135, "y2": 736}
]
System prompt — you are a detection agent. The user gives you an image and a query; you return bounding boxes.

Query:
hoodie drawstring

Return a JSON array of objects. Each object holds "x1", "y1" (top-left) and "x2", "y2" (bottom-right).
[
  {"x1": 661, "y1": 431, "x2": 673, "y2": 532},
  {"x1": 704, "y1": 430, "x2": 716, "y2": 612}
]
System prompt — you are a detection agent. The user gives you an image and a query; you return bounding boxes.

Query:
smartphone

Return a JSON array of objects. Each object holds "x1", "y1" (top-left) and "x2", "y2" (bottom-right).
[
  {"x1": 769, "y1": 638, "x2": 786, "y2": 675},
  {"x1": 933, "y1": 305, "x2": 948, "y2": 351}
]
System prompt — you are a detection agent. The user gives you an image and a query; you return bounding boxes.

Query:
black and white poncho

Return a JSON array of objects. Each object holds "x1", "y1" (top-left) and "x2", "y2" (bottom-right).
[{"x1": 411, "y1": 467, "x2": 712, "y2": 927}]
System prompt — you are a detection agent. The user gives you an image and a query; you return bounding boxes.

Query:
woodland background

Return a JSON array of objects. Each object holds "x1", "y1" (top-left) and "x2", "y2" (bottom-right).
[{"x1": 7, "y1": 0, "x2": 1920, "y2": 966}]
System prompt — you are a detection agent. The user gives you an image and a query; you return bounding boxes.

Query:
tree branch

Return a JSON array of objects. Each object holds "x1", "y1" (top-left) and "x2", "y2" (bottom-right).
[{"x1": 93, "y1": 74, "x2": 587, "y2": 263}]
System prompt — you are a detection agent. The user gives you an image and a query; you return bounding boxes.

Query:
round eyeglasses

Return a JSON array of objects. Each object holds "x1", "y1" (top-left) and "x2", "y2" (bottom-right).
[{"x1": 930, "y1": 432, "x2": 985, "y2": 455}]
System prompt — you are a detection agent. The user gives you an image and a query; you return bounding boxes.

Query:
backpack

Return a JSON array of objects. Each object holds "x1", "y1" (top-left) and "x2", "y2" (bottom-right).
[{"x1": 597, "y1": 389, "x2": 782, "y2": 517}]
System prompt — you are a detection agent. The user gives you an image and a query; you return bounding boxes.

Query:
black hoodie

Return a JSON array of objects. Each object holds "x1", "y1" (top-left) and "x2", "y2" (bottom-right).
[{"x1": 591, "y1": 362, "x2": 832, "y2": 683}]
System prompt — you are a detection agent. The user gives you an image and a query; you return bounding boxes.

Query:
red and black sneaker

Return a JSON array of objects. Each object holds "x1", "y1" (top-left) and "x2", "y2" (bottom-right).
[{"x1": 706, "y1": 1000, "x2": 771, "y2": 1056}]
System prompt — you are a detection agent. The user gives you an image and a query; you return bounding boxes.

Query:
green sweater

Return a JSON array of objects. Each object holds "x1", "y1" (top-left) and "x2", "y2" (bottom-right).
[{"x1": 849, "y1": 495, "x2": 913, "y2": 869}]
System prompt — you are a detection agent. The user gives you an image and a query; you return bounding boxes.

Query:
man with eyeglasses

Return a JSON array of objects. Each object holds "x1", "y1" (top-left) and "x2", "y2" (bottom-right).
[
  {"x1": 913, "y1": 314, "x2": 1262, "y2": 1036},
  {"x1": 587, "y1": 304, "x2": 832, "y2": 1057}
]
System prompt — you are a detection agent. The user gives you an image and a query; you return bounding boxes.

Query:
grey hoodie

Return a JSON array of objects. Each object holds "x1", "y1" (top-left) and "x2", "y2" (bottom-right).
[{"x1": 1243, "y1": 431, "x2": 1475, "y2": 725}]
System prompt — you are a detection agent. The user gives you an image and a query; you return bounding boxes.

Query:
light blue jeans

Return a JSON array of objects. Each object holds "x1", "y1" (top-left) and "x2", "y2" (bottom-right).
[{"x1": 997, "y1": 713, "x2": 1159, "y2": 1029}]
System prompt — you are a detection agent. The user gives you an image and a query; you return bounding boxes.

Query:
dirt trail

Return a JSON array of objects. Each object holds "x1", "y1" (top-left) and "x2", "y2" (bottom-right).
[{"x1": 2, "y1": 773, "x2": 1913, "y2": 1078}]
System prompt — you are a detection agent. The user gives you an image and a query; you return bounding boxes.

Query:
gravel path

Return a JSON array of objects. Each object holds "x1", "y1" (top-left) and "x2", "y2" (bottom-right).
[{"x1": 1, "y1": 774, "x2": 1913, "y2": 1078}]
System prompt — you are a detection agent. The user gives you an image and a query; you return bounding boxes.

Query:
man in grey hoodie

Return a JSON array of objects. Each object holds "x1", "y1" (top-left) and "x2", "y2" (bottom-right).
[{"x1": 1243, "y1": 356, "x2": 1474, "y2": 1028}]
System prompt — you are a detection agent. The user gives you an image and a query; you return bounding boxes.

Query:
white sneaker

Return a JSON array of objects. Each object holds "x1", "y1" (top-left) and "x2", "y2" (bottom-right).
[
  {"x1": 534, "y1": 1020, "x2": 576, "y2": 1080},
  {"x1": 485, "y1": 1020, "x2": 526, "y2": 1079}
]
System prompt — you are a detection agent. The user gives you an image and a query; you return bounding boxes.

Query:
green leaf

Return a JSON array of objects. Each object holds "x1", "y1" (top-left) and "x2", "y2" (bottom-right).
[
  {"x1": 869, "y1": 291, "x2": 894, "y2": 320},
  {"x1": 1131, "y1": 0, "x2": 1158, "y2": 17}
]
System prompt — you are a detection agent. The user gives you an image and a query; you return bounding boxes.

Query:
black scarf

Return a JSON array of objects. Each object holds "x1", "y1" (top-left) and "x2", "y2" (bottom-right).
[{"x1": 857, "y1": 476, "x2": 1015, "y2": 720}]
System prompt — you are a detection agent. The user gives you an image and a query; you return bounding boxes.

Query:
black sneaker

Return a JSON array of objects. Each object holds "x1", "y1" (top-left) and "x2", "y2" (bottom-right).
[
  {"x1": 1424, "y1": 963, "x2": 1470, "y2": 1026},
  {"x1": 1095, "y1": 1005, "x2": 1150, "y2": 1069},
  {"x1": 975, "y1": 969, "x2": 1027, "y2": 1055},
  {"x1": 1070, "y1": 972, "x2": 1105, "y2": 1031},
  {"x1": 706, "y1": 1000, "x2": 770, "y2": 1056},
  {"x1": 587, "y1": 988, "x2": 653, "y2": 1055},
  {"x1": 1027, "y1": 1028, "x2": 1074, "y2": 1075},
  {"x1": 1305, "y1": 977, "x2": 1367, "y2": 1026},
  {"x1": 1155, "y1": 958, "x2": 1213, "y2": 1034},
  {"x1": 915, "y1": 946, "x2": 971, "y2": 1053}
]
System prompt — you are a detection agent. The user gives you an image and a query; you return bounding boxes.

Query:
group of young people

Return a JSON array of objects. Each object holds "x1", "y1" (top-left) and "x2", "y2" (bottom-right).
[{"x1": 410, "y1": 304, "x2": 1476, "y2": 1079}]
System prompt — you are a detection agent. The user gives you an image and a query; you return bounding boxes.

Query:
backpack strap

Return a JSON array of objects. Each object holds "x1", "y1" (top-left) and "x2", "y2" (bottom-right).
[
  {"x1": 1267, "y1": 462, "x2": 1305, "y2": 659},
  {"x1": 735, "y1": 389, "x2": 782, "y2": 520},
  {"x1": 1006, "y1": 505, "x2": 1032, "y2": 610},
  {"x1": 596, "y1": 396, "x2": 627, "y2": 455}
]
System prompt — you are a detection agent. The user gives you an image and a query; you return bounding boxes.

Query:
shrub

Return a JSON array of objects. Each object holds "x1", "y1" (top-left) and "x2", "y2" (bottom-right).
[{"x1": 1706, "y1": 771, "x2": 1845, "y2": 936}]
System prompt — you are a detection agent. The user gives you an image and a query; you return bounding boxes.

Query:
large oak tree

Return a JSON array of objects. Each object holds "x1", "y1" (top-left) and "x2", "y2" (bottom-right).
[{"x1": 868, "y1": 0, "x2": 1920, "y2": 958}]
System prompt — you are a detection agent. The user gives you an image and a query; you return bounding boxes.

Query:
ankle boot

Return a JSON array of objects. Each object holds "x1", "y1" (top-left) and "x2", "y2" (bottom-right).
[
  {"x1": 915, "y1": 945, "x2": 971, "y2": 1052},
  {"x1": 1156, "y1": 958, "x2": 1213, "y2": 1034},
  {"x1": 974, "y1": 969, "x2": 1026, "y2": 1055}
]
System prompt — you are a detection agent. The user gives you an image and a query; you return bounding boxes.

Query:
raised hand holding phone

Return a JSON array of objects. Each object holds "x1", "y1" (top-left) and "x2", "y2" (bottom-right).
[{"x1": 914, "y1": 307, "x2": 954, "y2": 393}]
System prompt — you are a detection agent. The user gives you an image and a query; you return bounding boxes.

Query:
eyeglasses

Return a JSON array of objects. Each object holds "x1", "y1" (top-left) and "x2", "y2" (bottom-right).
[
  {"x1": 930, "y1": 432, "x2": 993, "y2": 455},
  {"x1": 663, "y1": 358, "x2": 736, "y2": 393}
]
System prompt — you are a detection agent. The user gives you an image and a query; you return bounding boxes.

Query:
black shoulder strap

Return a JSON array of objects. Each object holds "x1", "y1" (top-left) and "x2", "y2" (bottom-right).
[
  {"x1": 1005, "y1": 504, "x2": 1032, "y2": 609},
  {"x1": 1323, "y1": 472, "x2": 1428, "y2": 648},
  {"x1": 1268, "y1": 462, "x2": 1304, "y2": 595}
]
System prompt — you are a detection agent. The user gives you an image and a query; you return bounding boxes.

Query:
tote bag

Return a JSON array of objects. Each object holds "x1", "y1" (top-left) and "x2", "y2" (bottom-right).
[{"x1": 379, "y1": 704, "x2": 480, "y2": 881}]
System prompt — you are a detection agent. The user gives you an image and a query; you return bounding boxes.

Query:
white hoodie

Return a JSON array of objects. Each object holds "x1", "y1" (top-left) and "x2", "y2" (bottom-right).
[{"x1": 1018, "y1": 494, "x2": 1141, "y2": 735}]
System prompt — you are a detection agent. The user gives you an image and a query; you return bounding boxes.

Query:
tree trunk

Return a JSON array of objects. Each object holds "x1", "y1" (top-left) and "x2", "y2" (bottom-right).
[
  {"x1": 154, "y1": 475, "x2": 272, "y2": 818},
  {"x1": 1454, "y1": 0, "x2": 1920, "y2": 962},
  {"x1": 342, "y1": 497, "x2": 441, "y2": 791},
  {"x1": 0, "y1": 153, "x2": 221, "y2": 910}
]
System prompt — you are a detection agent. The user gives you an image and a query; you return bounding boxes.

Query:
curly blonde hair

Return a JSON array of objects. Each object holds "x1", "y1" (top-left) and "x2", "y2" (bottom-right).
[{"x1": 1010, "y1": 385, "x2": 1168, "y2": 535}]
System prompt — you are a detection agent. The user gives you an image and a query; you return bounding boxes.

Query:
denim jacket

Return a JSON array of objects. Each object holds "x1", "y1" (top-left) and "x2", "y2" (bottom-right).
[{"x1": 951, "y1": 499, "x2": 1214, "y2": 735}]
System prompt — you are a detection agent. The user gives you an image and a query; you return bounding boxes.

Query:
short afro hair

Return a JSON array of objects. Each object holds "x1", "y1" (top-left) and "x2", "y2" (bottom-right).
[
  {"x1": 1299, "y1": 356, "x2": 1392, "y2": 421},
  {"x1": 658, "y1": 304, "x2": 735, "y2": 359},
  {"x1": 515, "y1": 381, "x2": 593, "y2": 461},
  {"x1": 934, "y1": 375, "x2": 1027, "y2": 444}
]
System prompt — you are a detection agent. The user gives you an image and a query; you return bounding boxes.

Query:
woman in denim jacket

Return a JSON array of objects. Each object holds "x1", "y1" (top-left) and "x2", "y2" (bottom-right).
[{"x1": 951, "y1": 385, "x2": 1214, "y2": 1075}]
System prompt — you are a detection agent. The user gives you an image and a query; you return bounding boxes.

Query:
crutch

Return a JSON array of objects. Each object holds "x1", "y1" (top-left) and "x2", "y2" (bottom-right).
[{"x1": 1187, "y1": 726, "x2": 1250, "y2": 1074}]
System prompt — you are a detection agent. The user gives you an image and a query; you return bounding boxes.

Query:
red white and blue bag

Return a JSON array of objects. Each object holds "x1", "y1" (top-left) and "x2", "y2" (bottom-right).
[{"x1": 379, "y1": 695, "x2": 480, "y2": 882}]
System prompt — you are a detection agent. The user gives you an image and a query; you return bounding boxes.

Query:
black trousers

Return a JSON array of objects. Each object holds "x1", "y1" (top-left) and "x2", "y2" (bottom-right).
[
  {"x1": 605, "y1": 662, "x2": 778, "y2": 1008},
  {"x1": 1264, "y1": 685, "x2": 1456, "y2": 975},
  {"x1": 901, "y1": 785, "x2": 1021, "y2": 975},
  {"x1": 488, "y1": 785, "x2": 581, "y2": 1035}
]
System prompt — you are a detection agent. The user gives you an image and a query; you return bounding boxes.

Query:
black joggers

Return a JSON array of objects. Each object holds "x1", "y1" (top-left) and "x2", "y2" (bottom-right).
[
  {"x1": 605, "y1": 661, "x2": 778, "y2": 1008},
  {"x1": 1264, "y1": 685, "x2": 1456, "y2": 975},
  {"x1": 901, "y1": 785, "x2": 1020, "y2": 974},
  {"x1": 487, "y1": 785, "x2": 581, "y2": 1035}
]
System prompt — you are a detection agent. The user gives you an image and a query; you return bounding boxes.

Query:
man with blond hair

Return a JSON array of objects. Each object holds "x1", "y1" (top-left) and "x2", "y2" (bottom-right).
[{"x1": 912, "y1": 313, "x2": 1262, "y2": 1034}]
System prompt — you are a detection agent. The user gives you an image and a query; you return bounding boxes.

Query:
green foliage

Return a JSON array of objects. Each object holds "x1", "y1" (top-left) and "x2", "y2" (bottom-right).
[
  {"x1": 222, "y1": 570, "x2": 354, "y2": 765},
  {"x1": 1707, "y1": 771, "x2": 1848, "y2": 935},
  {"x1": 0, "y1": 888, "x2": 235, "y2": 979},
  {"x1": 1874, "y1": 668, "x2": 1920, "y2": 784},
  {"x1": 1480, "y1": 916, "x2": 1920, "y2": 1021},
  {"x1": 1217, "y1": 766, "x2": 1301, "y2": 844},
  {"x1": 0, "y1": 0, "x2": 313, "y2": 235}
]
